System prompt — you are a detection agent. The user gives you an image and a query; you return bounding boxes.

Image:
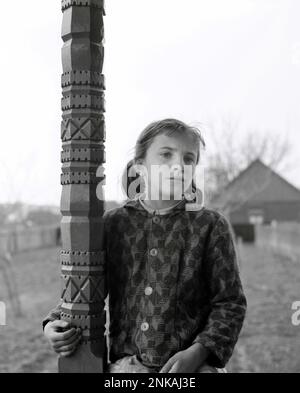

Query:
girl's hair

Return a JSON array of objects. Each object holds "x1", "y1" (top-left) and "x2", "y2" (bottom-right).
[{"x1": 122, "y1": 118, "x2": 205, "y2": 199}]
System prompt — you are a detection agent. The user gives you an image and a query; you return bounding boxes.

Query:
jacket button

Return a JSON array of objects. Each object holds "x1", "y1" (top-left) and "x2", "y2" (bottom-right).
[
  {"x1": 150, "y1": 248, "x2": 158, "y2": 256},
  {"x1": 153, "y1": 216, "x2": 160, "y2": 224},
  {"x1": 141, "y1": 353, "x2": 148, "y2": 361},
  {"x1": 141, "y1": 322, "x2": 149, "y2": 331},
  {"x1": 144, "y1": 286, "x2": 153, "y2": 296}
]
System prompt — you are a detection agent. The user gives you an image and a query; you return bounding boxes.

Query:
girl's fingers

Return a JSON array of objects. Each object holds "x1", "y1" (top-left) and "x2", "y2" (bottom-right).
[
  {"x1": 51, "y1": 327, "x2": 77, "y2": 342},
  {"x1": 59, "y1": 350, "x2": 75, "y2": 358},
  {"x1": 168, "y1": 361, "x2": 181, "y2": 373},
  {"x1": 159, "y1": 357, "x2": 177, "y2": 373},
  {"x1": 159, "y1": 362, "x2": 171, "y2": 373},
  {"x1": 53, "y1": 329, "x2": 81, "y2": 349},
  {"x1": 51, "y1": 320, "x2": 70, "y2": 330},
  {"x1": 54, "y1": 335, "x2": 81, "y2": 353}
]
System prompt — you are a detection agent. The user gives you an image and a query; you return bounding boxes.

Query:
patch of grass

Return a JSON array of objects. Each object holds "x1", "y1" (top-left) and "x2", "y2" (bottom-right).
[
  {"x1": 227, "y1": 244, "x2": 300, "y2": 373},
  {"x1": 1, "y1": 244, "x2": 299, "y2": 372}
]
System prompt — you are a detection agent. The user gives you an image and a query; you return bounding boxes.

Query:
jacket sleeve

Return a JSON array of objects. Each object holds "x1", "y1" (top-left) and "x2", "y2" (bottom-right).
[
  {"x1": 192, "y1": 213, "x2": 247, "y2": 368},
  {"x1": 42, "y1": 300, "x2": 63, "y2": 331}
]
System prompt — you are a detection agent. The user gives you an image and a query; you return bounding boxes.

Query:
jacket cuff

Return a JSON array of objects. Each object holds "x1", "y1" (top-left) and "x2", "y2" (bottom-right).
[
  {"x1": 42, "y1": 302, "x2": 63, "y2": 331},
  {"x1": 42, "y1": 318, "x2": 52, "y2": 331},
  {"x1": 192, "y1": 335, "x2": 225, "y2": 369}
]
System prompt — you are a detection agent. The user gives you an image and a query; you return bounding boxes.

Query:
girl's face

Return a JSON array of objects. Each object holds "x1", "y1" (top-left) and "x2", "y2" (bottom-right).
[{"x1": 140, "y1": 132, "x2": 199, "y2": 201}]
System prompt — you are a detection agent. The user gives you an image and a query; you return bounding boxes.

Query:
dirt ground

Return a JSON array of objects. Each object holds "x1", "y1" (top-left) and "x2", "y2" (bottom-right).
[
  {"x1": 0, "y1": 247, "x2": 60, "y2": 373},
  {"x1": 227, "y1": 244, "x2": 300, "y2": 373},
  {"x1": 0, "y1": 243, "x2": 299, "y2": 373}
]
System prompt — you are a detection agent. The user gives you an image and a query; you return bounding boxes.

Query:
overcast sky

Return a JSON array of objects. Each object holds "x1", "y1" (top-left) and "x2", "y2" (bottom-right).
[{"x1": 0, "y1": 0, "x2": 299, "y2": 205}]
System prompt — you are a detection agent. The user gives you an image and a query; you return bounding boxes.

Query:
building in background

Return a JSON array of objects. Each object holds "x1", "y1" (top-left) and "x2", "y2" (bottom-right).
[{"x1": 210, "y1": 159, "x2": 300, "y2": 241}]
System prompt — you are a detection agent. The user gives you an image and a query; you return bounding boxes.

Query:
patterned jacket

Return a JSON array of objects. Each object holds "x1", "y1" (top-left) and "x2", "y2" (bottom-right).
[{"x1": 43, "y1": 197, "x2": 247, "y2": 370}]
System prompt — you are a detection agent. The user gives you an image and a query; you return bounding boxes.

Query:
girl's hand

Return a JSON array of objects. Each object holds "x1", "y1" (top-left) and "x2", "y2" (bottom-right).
[
  {"x1": 44, "y1": 320, "x2": 82, "y2": 357},
  {"x1": 159, "y1": 343, "x2": 209, "y2": 373}
]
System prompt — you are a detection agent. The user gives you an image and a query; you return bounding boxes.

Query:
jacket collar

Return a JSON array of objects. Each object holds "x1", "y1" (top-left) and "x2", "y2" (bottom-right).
[
  {"x1": 122, "y1": 190, "x2": 204, "y2": 213},
  {"x1": 122, "y1": 197, "x2": 185, "y2": 212}
]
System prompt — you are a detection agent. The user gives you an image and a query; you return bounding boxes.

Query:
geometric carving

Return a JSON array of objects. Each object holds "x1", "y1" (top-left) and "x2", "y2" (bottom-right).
[
  {"x1": 61, "y1": 274, "x2": 106, "y2": 303},
  {"x1": 59, "y1": 0, "x2": 106, "y2": 373},
  {"x1": 61, "y1": 117, "x2": 106, "y2": 141}
]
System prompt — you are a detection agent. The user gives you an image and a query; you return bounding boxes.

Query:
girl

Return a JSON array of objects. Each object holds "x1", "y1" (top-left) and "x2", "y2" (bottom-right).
[{"x1": 43, "y1": 118, "x2": 247, "y2": 373}]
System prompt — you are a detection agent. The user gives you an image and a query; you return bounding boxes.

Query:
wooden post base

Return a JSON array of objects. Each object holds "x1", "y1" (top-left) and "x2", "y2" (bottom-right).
[{"x1": 58, "y1": 341, "x2": 107, "y2": 373}]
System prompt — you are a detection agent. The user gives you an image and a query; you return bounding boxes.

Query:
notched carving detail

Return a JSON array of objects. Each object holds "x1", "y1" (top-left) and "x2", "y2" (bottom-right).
[
  {"x1": 61, "y1": 170, "x2": 105, "y2": 185},
  {"x1": 61, "y1": 250, "x2": 105, "y2": 266},
  {"x1": 62, "y1": 0, "x2": 106, "y2": 14},
  {"x1": 61, "y1": 147, "x2": 105, "y2": 163},
  {"x1": 60, "y1": 312, "x2": 106, "y2": 344},
  {"x1": 62, "y1": 93, "x2": 105, "y2": 111},
  {"x1": 62, "y1": 71, "x2": 105, "y2": 89}
]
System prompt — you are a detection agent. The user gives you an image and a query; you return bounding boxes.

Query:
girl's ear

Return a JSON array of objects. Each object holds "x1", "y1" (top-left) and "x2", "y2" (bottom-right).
[
  {"x1": 185, "y1": 188, "x2": 204, "y2": 211},
  {"x1": 134, "y1": 159, "x2": 145, "y2": 176}
]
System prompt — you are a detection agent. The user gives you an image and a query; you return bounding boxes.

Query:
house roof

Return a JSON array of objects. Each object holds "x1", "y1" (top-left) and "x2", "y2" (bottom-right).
[{"x1": 211, "y1": 158, "x2": 300, "y2": 208}]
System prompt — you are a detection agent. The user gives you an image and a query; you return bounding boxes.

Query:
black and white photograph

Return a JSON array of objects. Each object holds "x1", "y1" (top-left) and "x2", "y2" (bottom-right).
[{"x1": 0, "y1": 0, "x2": 299, "y2": 376}]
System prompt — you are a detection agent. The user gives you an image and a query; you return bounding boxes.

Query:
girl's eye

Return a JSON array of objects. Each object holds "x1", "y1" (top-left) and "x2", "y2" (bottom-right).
[
  {"x1": 185, "y1": 157, "x2": 195, "y2": 164},
  {"x1": 160, "y1": 152, "x2": 172, "y2": 159}
]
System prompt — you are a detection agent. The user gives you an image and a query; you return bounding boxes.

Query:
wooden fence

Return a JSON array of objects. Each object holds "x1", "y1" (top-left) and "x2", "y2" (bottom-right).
[
  {"x1": 255, "y1": 222, "x2": 300, "y2": 262},
  {"x1": 0, "y1": 224, "x2": 60, "y2": 255}
]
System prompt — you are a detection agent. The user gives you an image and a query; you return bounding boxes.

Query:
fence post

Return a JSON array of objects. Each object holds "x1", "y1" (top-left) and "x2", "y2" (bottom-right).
[
  {"x1": 58, "y1": 0, "x2": 106, "y2": 373},
  {"x1": 236, "y1": 236, "x2": 243, "y2": 270}
]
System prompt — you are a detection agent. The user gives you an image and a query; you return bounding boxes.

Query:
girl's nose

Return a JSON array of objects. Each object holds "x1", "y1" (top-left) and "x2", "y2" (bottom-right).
[
  {"x1": 171, "y1": 155, "x2": 184, "y2": 174},
  {"x1": 174, "y1": 154, "x2": 185, "y2": 166}
]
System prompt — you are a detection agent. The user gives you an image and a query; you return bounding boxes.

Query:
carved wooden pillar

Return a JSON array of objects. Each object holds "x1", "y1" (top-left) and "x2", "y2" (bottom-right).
[{"x1": 59, "y1": 0, "x2": 106, "y2": 373}]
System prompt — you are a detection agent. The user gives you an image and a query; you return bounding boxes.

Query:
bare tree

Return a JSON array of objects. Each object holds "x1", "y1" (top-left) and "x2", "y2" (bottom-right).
[{"x1": 204, "y1": 118, "x2": 291, "y2": 201}]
